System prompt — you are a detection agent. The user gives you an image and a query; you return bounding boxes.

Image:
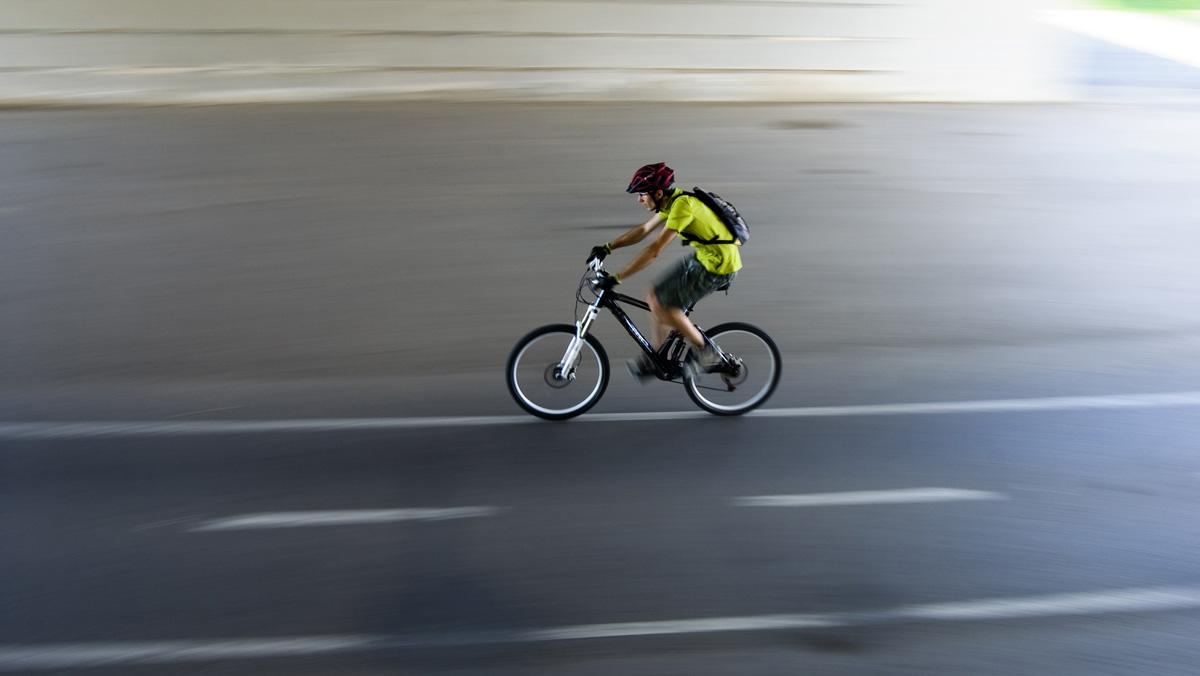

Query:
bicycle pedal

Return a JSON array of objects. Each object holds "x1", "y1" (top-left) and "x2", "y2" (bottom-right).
[{"x1": 625, "y1": 358, "x2": 656, "y2": 385}]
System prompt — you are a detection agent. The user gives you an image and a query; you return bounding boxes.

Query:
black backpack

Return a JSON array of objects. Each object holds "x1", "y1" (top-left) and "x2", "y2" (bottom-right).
[{"x1": 678, "y1": 187, "x2": 750, "y2": 246}]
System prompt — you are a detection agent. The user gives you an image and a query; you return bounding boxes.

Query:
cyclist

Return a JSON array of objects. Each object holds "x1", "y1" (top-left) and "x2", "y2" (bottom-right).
[{"x1": 587, "y1": 162, "x2": 742, "y2": 380}]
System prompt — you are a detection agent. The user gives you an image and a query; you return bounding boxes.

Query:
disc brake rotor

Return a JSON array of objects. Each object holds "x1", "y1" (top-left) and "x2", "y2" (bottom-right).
[
  {"x1": 719, "y1": 358, "x2": 748, "y2": 389},
  {"x1": 544, "y1": 363, "x2": 574, "y2": 388}
]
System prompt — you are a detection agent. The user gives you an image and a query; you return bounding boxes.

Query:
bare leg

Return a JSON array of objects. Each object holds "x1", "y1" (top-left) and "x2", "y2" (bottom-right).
[
  {"x1": 648, "y1": 292, "x2": 705, "y2": 350},
  {"x1": 646, "y1": 292, "x2": 668, "y2": 348}
]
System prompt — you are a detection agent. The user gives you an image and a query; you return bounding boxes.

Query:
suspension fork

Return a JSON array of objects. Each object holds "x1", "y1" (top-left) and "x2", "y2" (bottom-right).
[{"x1": 556, "y1": 293, "x2": 603, "y2": 378}]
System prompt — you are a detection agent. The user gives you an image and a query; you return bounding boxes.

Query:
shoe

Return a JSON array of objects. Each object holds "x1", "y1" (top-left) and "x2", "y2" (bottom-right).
[
  {"x1": 626, "y1": 355, "x2": 656, "y2": 384},
  {"x1": 684, "y1": 346, "x2": 723, "y2": 378}
]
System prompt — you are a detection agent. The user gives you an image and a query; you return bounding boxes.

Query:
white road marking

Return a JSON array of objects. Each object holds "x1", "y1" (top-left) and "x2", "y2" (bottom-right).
[
  {"x1": 6, "y1": 584, "x2": 1200, "y2": 670},
  {"x1": 733, "y1": 488, "x2": 1006, "y2": 508},
  {"x1": 191, "y1": 507, "x2": 499, "y2": 531},
  {"x1": 754, "y1": 390, "x2": 1200, "y2": 418},
  {"x1": 524, "y1": 614, "x2": 837, "y2": 641},
  {"x1": 5, "y1": 390, "x2": 1200, "y2": 438},
  {"x1": 529, "y1": 585, "x2": 1200, "y2": 640},
  {"x1": 132, "y1": 516, "x2": 205, "y2": 532},
  {"x1": 0, "y1": 417, "x2": 540, "y2": 439},
  {"x1": 0, "y1": 636, "x2": 385, "y2": 670}
]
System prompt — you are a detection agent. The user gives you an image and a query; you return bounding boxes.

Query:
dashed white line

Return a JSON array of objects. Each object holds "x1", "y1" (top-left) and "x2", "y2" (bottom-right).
[
  {"x1": 6, "y1": 584, "x2": 1200, "y2": 670},
  {"x1": 733, "y1": 488, "x2": 1006, "y2": 508},
  {"x1": 5, "y1": 390, "x2": 1200, "y2": 439},
  {"x1": 191, "y1": 507, "x2": 500, "y2": 531}
]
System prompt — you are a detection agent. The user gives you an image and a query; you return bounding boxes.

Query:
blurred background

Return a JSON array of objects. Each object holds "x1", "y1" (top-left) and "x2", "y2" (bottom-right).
[{"x1": 5, "y1": 1, "x2": 1200, "y2": 674}]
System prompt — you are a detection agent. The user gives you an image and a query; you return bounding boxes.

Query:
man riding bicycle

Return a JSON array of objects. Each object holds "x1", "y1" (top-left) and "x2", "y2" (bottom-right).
[{"x1": 588, "y1": 162, "x2": 742, "y2": 381}]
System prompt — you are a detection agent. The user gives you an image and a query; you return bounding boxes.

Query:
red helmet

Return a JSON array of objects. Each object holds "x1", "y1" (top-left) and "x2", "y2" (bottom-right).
[{"x1": 626, "y1": 162, "x2": 675, "y2": 193}]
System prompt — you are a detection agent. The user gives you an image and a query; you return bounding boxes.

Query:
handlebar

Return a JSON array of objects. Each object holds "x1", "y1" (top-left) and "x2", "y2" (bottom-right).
[{"x1": 584, "y1": 258, "x2": 613, "y2": 296}]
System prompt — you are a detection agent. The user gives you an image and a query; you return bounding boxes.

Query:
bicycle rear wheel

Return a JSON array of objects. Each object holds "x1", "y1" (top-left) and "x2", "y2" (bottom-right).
[
  {"x1": 685, "y1": 322, "x2": 780, "y2": 416},
  {"x1": 506, "y1": 324, "x2": 609, "y2": 420}
]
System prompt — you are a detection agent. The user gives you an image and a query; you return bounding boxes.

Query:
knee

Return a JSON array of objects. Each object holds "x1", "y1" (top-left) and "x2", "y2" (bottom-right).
[{"x1": 647, "y1": 292, "x2": 662, "y2": 316}]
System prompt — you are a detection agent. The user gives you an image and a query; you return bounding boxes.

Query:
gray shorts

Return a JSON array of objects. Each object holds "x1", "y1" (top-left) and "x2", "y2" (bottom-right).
[{"x1": 653, "y1": 255, "x2": 736, "y2": 310}]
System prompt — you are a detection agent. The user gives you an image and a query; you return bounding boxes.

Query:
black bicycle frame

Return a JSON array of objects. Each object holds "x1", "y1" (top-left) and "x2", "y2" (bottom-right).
[{"x1": 599, "y1": 290, "x2": 698, "y2": 379}]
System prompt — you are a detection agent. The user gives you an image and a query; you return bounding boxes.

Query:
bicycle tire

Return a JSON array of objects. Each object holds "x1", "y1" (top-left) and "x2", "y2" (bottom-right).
[
  {"x1": 506, "y1": 324, "x2": 610, "y2": 420},
  {"x1": 684, "y1": 322, "x2": 781, "y2": 416}
]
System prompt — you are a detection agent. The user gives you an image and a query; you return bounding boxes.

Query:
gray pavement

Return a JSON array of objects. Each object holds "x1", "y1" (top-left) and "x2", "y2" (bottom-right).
[
  {"x1": 4, "y1": 103, "x2": 1200, "y2": 398},
  {"x1": 3, "y1": 103, "x2": 1200, "y2": 673},
  {"x1": 5, "y1": 409, "x2": 1200, "y2": 674}
]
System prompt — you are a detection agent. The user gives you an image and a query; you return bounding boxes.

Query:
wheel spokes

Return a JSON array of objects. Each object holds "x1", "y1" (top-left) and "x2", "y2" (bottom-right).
[{"x1": 512, "y1": 331, "x2": 604, "y2": 416}]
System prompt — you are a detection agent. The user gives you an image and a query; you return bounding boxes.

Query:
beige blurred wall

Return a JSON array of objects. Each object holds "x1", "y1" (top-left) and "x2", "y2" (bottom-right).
[{"x1": 0, "y1": 0, "x2": 1077, "y2": 103}]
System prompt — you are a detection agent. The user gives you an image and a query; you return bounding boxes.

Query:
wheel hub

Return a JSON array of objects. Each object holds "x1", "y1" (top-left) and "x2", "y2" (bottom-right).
[
  {"x1": 544, "y1": 363, "x2": 574, "y2": 388},
  {"x1": 720, "y1": 357, "x2": 748, "y2": 388}
]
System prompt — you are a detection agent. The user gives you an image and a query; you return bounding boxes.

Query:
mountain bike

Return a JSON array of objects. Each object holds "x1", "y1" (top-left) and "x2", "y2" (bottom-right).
[{"x1": 506, "y1": 258, "x2": 781, "y2": 420}]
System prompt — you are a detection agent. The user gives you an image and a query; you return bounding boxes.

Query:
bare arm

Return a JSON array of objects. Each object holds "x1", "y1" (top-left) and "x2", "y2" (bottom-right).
[
  {"x1": 607, "y1": 213, "x2": 665, "y2": 251},
  {"x1": 617, "y1": 225, "x2": 677, "y2": 281}
]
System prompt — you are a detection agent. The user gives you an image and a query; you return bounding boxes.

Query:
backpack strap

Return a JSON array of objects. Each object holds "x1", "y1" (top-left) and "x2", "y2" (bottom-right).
[
  {"x1": 678, "y1": 232, "x2": 739, "y2": 245},
  {"x1": 674, "y1": 190, "x2": 739, "y2": 245}
]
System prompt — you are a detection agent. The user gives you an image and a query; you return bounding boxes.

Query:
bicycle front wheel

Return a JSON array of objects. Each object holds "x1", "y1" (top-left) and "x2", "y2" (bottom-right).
[
  {"x1": 506, "y1": 324, "x2": 609, "y2": 420},
  {"x1": 685, "y1": 322, "x2": 781, "y2": 416}
]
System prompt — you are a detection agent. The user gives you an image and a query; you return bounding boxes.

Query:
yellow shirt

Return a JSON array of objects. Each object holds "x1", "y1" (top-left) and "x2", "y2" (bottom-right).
[{"x1": 658, "y1": 188, "x2": 743, "y2": 276}]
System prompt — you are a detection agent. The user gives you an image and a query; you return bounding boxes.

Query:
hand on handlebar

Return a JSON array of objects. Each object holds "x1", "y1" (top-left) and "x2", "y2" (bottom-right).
[
  {"x1": 594, "y1": 271, "x2": 620, "y2": 292},
  {"x1": 586, "y1": 243, "x2": 611, "y2": 264}
]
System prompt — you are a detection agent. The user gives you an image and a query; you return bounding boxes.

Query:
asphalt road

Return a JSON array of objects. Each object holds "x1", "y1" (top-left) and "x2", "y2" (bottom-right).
[{"x1": 3, "y1": 103, "x2": 1200, "y2": 674}]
